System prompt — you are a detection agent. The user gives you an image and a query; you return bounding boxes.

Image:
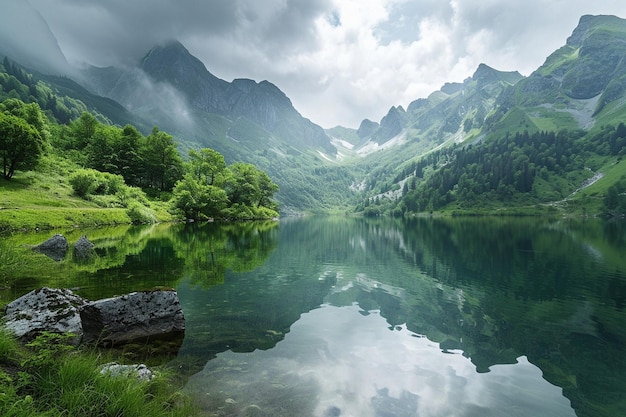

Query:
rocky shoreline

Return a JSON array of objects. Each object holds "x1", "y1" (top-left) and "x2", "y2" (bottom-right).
[{"x1": 3, "y1": 287, "x2": 185, "y2": 348}]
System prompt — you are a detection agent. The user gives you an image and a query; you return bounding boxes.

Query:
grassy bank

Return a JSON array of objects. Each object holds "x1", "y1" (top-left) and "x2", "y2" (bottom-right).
[
  {"x1": 0, "y1": 330, "x2": 198, "y2": 417},
  {"x1": 0, "y1": 155, "x2": 173, "y2": 233}
]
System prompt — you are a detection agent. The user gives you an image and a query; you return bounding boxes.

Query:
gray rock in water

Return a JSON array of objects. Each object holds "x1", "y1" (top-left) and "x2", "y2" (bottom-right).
[
  {"x1": 32, "y1": 234, "x2": 69, "y2": 261},
  {"x1": 80, "y1": 290, "x2": 185, "y2": 345},
  {"x1": 73, "y1": 235, "x2": 95, "y2": 259},
  {"x1": 3, "y1": 287, "x2": 88, "y2": 342}
]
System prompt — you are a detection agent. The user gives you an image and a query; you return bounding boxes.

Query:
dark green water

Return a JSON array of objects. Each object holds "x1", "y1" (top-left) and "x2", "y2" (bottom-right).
[{"x1": 3, "y1": 217, "x2": 626, "y2": 417}]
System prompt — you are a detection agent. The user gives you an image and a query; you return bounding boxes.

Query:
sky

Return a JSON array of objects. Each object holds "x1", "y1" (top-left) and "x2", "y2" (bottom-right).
[{"x1": 22, "y1": 0, "x2": 626, "y2": 128}]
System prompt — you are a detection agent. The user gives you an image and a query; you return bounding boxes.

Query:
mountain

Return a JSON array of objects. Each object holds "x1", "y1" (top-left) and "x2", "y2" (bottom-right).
[
  {"x1": 350, "y1": 14, "x2": 626, "y2": 216},
  {"x1": 79, "y1": 41, "x2": 351, "y2": 212},
  {"x1": 484, "y1": 14, "x2": 626, "y2": 135},
  {"x1": 337, "y1": 63, "x2": 523, "y2": 161},
  {"x1": 84, "y1": 41, "x2": 335, "y2": 156},
  {"x1": 335, "y1": 14, "x2": 626, "y2": 167},
  {"x1": 3, "y1": 12, "x2": 626, "y2": 215}
]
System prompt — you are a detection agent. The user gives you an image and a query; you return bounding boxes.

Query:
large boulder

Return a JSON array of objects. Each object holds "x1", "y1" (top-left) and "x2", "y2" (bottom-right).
[
  {"x1": 3, "y1": 287, "x2": 87, "y2": 342},
  {"x1": 32, "y1": 234, "x2": 69, "y2": 261},
  {"x1": 80, "y1": 290, "x2": 185, "y2": 346}
]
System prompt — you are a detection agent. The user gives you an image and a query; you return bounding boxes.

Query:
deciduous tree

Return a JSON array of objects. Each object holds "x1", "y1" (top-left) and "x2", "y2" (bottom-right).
[{"x1": 0, "y1": 112, "x2": 44, "y2": 179}]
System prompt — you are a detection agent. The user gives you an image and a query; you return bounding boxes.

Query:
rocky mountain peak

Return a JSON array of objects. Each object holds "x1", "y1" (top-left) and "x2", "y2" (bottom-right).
[
  {"x1": 566, "y1": 14, "x2": 625, "y2": 47},
  {"x1": 472, "y1": 63, "x2": 523, "y2": 87},
  {"x1": 472, "y1": 63, "x2": 498, "y2": 82},
  {"x1": 357, "y1": 119, "x2": 380, "y2": 138},
  {"x1": 140, "y1": 40, "x2": 223, "y2": 88},
  {"x1": 372, "y1": 106, "x2": 409, "y2": 144}
]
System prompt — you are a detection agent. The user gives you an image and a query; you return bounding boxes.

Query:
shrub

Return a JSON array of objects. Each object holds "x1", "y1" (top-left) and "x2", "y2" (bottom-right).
[
  {"x1": 126, "y1": 201, "x2": 157, "y2": 224},
  {"x1": 117, "y1": 186, "x2": 150, "y2": 208},
  {"x1": 100, "y1": 172, "x2": 124, "y2": 195},
  {"x1": 69, "y1": 169, "x2": 99, "y2": 198}
]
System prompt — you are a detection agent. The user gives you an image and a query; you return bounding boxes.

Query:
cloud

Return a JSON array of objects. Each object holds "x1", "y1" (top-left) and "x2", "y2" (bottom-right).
[
  {"x1": 26, "y1": 0, "x2": 626, "y2": 128},
  {"x1": 0, "y1": 0, "x2": 69, "y2": 74}
]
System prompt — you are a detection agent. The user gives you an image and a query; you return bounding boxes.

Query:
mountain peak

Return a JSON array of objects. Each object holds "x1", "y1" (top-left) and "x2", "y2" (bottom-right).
[
  {"x1": 566, "y1": 14, "x2": 626, "y2": 47},
  {"x1": 472, "y1": 63, "x2": 523, "y2": 86},
  {"x1": 140, "y1": 40, "x2": 211, "y2": 82}
]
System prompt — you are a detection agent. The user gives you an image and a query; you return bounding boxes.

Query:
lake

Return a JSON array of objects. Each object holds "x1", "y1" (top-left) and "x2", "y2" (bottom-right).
[{"x1": 3, "y1": 216, "x2": 626, "y2": 417}]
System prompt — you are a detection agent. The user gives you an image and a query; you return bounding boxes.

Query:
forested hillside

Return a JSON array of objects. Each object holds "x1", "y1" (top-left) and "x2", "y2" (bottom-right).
[
  {"x1": 0, "y1": 58, "x2": 280, "y2": 231},
  {"x1": 357, "y1": 127, "x2": 626, "y2": 216}
]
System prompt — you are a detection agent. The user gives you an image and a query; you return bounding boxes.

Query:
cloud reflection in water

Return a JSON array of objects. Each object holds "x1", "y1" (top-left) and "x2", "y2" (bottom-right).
[{"x1": 185, "y1": 304, "x2": 575, "y2": 417}]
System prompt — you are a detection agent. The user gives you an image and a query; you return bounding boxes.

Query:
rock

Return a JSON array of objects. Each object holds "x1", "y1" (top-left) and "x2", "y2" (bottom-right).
[
  {"x1": 100, "y1": 362, "x2": 155, "y2": 382},
  {"x1": 73, "y1": 235, "x2": 95, "y2": 259},
  {"x1": 80, "y1": 290, "x2": 185, "y2": 346},
  {"x1": 32, "y1": 234, "x2": 69, "y2": 261},
  {"x1": 3, "y1": 287, "x2": 88, "y2": 342}
]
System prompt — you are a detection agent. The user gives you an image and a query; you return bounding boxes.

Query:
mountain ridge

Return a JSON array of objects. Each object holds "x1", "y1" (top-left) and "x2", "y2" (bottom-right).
[
  {"x1": 84, "y1": 41, "x2": 336, "y2": 156},
  {"x1": 3, "y1": 13, "x2": 626, "y2": 214}
]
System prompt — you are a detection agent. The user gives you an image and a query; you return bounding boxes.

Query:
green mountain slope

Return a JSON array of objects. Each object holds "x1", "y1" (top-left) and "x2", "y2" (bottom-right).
[
  {"x1": 488, "y1": 15, "x2": 626, "y2": 136},
  {"x1": 352, "y1": 15, "x2": 626, "y2": 217},
  {"x1": 0, "y1": 57, "x2": 138, "y2": 127}
]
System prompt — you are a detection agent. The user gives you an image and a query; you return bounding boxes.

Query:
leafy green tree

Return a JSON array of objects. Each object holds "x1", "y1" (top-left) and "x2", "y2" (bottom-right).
[
  {"x1": 0, "y1": 112, "x2": 44, "y2": 179},
  {"x1": 0, "y1": 99, "x2": 49, "y2": 140},
  {"x1": 87, "y1": 125, "x2": 118, "y2": 172},
  {"x1": 224, "y1": 162, "x2": 262, "y2": 207},
  {"x1": 256, "y1": 170, "x2": 279, "y2": 210},
  {"x1": 69, "y1": 112, "x2": 98, "y2": 149},
  {"x1": 141, "y1": 127, "x2": 183, "y2": 192},
  {"x1": 115, "y1": 125, "x2": 144, "y2": 186},
  {"x1": 223, "y1": 162, "x2": 279, "y2": 218},
  {"x1": 171, "y1": 174, "x2": 228, "y2": 219},
  {"x1": 188, "y1": 148, "x2": 226, "y2": 185}
]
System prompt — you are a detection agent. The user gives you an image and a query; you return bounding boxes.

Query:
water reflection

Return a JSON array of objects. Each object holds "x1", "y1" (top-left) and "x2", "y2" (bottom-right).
[
  {"x1": 3, "y1": 216, "x2": 626, "y2": 416},
  {"x1": 177, "y1": 216, "x2": 626, "y2": 417},
  {"x1": 186, "y1": 305, "x2": 575, "y2": 417}
]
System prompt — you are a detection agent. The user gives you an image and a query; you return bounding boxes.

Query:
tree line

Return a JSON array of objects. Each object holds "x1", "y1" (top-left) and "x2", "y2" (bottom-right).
[
  {"x1": 0, "y1": 97, "x2": 279, "y2": 221},
  {"x1": 357, "y1": 126, "x2": 626, "y2": 216}
]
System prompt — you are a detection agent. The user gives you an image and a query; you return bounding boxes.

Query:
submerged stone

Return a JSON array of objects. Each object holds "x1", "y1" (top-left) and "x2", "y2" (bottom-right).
[
  {"x1": 73, "y1": 235, "x2": 95, "y2": 259},
  {"x1": 32, "y1": 234, "x2": 69, "y2": 261}
]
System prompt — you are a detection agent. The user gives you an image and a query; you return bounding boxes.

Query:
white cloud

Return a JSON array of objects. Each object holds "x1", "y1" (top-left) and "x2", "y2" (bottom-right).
[{"x1": 25, "y1": 0, "x2": 626, "y2": 128}]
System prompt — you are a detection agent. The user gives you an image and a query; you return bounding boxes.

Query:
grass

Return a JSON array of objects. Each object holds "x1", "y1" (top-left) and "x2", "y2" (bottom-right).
[
  {"x1": 528, "y1": 107, "x2": 580, "y2": 132},
  {"x1": 538, "y1": 46, "x2": 580, "y2": 77},
  {"x1": 565, "y1": 156, "x2": 626, "y2": 201},
  {"x1": 0, "y1": 330, "x2": 198, "y2": 417},
  {"x1": 0, "y1": 154, "x2": 173, "y2": 233}
]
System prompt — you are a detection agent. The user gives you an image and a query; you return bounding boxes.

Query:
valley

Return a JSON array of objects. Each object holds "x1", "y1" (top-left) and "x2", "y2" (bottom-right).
[{"x1": 2, "y1": 14, "x2": 626, "y2": 219}]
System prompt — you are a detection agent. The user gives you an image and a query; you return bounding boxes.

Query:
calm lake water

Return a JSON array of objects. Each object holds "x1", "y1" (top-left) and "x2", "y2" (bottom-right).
[{"x1": 3, "y1": 216, "x2": 626, "y2": 417}]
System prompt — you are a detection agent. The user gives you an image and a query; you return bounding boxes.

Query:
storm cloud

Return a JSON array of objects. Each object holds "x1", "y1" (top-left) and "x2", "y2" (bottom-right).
[{"x1": 23, "y1": 0, "x2": 626, "y2": 127}]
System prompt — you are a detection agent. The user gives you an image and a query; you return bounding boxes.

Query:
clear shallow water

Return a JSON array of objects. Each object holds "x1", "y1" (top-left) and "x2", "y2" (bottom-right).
[{"x1": 4, "y1": 216, "x2": 626, "y2": 416}]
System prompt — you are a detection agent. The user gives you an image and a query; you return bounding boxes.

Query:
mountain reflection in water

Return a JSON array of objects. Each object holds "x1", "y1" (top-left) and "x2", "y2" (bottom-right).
[
  {"x1": 174, "y1": 217, "x2": 626, "y2": 417},
  {"x1": 185, "y1": 304, "x2": 575, "y2": 417},
  {"x1": 5, "y1": 217, "x2": 625, "y2": 417}
]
